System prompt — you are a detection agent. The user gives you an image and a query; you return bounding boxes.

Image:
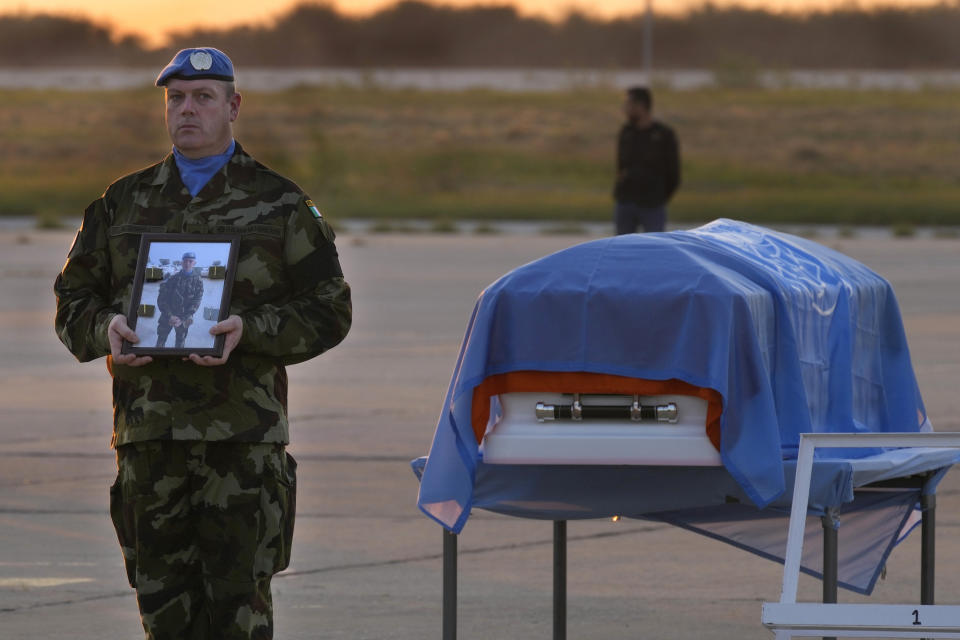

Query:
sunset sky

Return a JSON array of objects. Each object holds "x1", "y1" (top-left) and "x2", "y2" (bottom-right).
[{"x1": 2, "y1": 0, "x2": 946, "y2": 47}]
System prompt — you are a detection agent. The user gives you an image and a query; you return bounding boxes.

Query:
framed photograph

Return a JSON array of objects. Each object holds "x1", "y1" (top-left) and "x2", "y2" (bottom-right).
[{"x1": 121, "y1": 233, "x2": 239, "y2": 357}]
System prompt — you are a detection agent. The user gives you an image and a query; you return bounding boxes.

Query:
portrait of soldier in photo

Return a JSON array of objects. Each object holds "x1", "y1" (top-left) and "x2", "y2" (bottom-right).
[
  {"x1": 155, "y1": 251, "x2": 203, "y2": 348},
  {"x1": 125, "y1": 237, "x2": 235, "y2": 355}
]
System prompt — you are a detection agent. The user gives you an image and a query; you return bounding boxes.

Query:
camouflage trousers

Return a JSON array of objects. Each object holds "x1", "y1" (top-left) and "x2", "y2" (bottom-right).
[
  {"x1": 110, "y1": 441, "x2": 297, "y2": 640},
  {"x1": 155, "y1": 315, "x2": 189, "y2": 349}
]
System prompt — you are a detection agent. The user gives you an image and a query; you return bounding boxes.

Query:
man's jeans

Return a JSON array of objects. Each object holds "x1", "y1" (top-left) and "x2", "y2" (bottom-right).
[{"x1": 614, "y1": 202, "x2": 667, "y2": 235}]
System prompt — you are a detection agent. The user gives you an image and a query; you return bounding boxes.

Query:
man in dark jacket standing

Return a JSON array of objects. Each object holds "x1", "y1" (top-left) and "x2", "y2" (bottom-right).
[{"x1": 613, "y1": 86, "x2": 680, "y2": 234}]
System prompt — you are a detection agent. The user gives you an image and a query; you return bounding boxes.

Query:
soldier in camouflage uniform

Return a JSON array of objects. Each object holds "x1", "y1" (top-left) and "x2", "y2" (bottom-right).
[
  {"x1": 155, "y1": 251, "x2": 204, "y2": 348},
  {"x1": 54, "y1": 47, "x2": 351, "y2": 640}
]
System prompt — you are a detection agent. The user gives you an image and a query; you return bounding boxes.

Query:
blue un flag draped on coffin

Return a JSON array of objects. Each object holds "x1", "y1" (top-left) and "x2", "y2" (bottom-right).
[{"x1": 416, "y1": 219, "x2": 928, "y2": 534}]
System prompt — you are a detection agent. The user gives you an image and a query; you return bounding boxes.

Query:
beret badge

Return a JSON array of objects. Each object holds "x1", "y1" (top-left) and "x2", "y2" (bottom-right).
[{"x1": 189, "y1": 51, "x2": 213, "y2": 71}]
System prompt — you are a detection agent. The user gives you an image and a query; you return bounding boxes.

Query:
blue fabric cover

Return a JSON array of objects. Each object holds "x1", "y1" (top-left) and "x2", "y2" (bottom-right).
[
  {"x1": 411, "y1": 452, "x2": 956, "y2": 594},
  {"x1": 413, "y1": 451, "x2": 955, "y2": 522},
  {"x1": 417, "y1": 220, "x2": 927, "y2": 533}
]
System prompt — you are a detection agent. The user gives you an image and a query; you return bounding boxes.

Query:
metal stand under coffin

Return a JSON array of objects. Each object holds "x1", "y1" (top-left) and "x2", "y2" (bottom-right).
[{"x1": 481, "y1": 392, "x2": 723, "y2": 466}]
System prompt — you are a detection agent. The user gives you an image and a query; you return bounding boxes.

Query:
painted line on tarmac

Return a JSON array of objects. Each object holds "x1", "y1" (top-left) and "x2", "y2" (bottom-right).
[
  {"x1": 0, "y1": 451, "x2": 112, "y2": 458},
  {"x1": 0, "y1": 561, "x2": 98, "y2": 567},
  {"x1": 0, "y1": 577, "x2": 94, "y2": 588},
  {"x1": 0, "y1": 590, "x2": 131, "y2": 614}
]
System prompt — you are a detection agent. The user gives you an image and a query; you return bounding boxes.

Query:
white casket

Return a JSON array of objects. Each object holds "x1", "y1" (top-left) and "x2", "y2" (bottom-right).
[
  {"x1": 481, "y1": 392, "x2": 722, "y2": 466},
  {"x1": 417, "y1": 220, "x2": 930, "y2": 519}
]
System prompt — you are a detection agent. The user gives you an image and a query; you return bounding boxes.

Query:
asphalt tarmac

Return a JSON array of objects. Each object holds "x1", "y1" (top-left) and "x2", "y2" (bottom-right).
[{"x1": 2, "y1": 227, "x2": 959, "y2": 639}]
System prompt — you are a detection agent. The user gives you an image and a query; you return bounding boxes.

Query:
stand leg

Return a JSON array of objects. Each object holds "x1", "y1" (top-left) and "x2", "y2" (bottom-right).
[
  {"x1": 921, "y1": 493, "x2": 936, "y2": 605},
  {"x1": 821, "y1": 510, "x2": 839, "y2": 640},
  {"x1": 443, "y1": 529, "x2": 457, "y2": 640},
  {"x1": 554, "y1": 520, "x2": 567, "y2": 640}
]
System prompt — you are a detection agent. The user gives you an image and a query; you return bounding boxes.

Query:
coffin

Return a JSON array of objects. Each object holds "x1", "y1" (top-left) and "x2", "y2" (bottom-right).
[
  {"x1": 482, "y1": 391, "x2": 723, "y2": 465},
  {"x1": 416, "y1": 219, "x2": 929, "y2": 533}
]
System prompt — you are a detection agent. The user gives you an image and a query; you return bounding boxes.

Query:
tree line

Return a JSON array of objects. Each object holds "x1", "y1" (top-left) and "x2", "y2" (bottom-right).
[{"x1": 3, "y1": 1, "x2": 960, "y2": 69}]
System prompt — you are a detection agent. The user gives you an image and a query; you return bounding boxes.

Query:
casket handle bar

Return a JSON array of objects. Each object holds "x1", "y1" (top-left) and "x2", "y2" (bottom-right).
[{"x1": 535, "y1": 394, "x2": 679, "y2": 423}]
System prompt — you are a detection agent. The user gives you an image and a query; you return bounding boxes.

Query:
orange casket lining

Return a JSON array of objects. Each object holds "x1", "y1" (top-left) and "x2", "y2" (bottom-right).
[{"x1": 471, "y1": 371, "x2": 723, "y2": 452}]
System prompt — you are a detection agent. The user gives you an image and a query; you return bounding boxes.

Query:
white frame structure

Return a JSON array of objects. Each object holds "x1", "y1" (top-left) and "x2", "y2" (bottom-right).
[{"x1": 762, "y1": 432, "x2": 960, "y2": 638}]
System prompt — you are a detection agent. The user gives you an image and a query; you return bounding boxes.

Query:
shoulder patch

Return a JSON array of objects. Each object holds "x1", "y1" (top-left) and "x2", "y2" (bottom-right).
[{"x1": 305, "y1": 199, "x2": 323, "y2": 220}]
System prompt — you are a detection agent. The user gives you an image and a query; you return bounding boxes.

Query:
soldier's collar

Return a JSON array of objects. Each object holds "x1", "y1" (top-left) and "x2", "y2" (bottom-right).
[
  {"x1": 145, "y1": 155, "x2": 192, "y2": 205},
  {"x1": 147, "y1": 142, "x2": 257, "y2": 194},
  {"x1": 222, "y1": 142, "x2": 258, "y2": 194},
  {"x1": 148, "y1": 155, "x2": 181, "y2": 187}
]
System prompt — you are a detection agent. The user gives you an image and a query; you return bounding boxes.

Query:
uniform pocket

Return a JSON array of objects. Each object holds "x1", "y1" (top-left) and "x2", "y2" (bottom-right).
[
  {"x1": 277, "y1": 452, "x2": 297, "y2": 573},
  {"x1": 108, "y1": 476, "x2": 138, "y2": 588},
  {"x1": 221, "y1": 226, "x2": 286, "y2": 308},
  {"x1": 257, "y1": 452, "x2": 297, "y2": 577},
  {"x1": 107, "y1": 225, "x2": 166, "y2": 263},
  {"x1": 252, "y1": 450, "x2": 297, "y2": 578}
]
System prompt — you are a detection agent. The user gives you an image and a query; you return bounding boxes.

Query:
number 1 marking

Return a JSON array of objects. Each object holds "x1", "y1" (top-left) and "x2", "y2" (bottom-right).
[{"x1": 912, "y1": 609, "x2": 922, "y2": 626}]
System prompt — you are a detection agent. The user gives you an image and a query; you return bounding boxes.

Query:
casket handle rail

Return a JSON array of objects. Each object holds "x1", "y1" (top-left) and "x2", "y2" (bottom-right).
[{"x1": 535, "y1": 394, "x2": 679, "y2": 423}]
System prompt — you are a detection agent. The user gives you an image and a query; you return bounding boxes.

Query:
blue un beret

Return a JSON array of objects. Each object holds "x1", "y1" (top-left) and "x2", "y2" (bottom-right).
[
  {"x1": 156, "y1": 47, "x2": 235, "y2": 87},
  {"x1": 182, "y1": 252, "x2": 197, "y2": 260}
]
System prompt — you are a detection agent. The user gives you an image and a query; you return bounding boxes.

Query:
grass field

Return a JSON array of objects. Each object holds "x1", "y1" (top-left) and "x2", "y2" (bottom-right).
[{"x1": 3, "y1": 85, "x2": 960, "y2": 227}]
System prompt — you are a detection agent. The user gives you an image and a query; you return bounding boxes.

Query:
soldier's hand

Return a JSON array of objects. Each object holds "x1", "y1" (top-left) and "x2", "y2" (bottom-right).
[
  {"x1": 188, "y1": 314, "x2": 242, "y2": 367},
  {"x1": 108, "y1": 314, "x2": 153, "y2": 367},
  {"x1": 169, "y1": 315, "x2": 182, "y2": 327}
]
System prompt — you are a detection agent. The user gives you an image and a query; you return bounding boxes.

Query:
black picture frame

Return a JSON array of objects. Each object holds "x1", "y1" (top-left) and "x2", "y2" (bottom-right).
[{"x1": 121, "y1": 233, "x2": 239, "y2": 357}]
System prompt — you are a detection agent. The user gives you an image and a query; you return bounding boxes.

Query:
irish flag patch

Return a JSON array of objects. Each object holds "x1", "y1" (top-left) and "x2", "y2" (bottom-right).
[{"x1": 305, "y1": 199, "x2": 323, "y2": 219}]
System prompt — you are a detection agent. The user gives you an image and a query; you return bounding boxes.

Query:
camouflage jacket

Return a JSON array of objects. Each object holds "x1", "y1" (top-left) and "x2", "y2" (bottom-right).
[
  {"x1": 156, "y1": 270, "x2": 203, "y2": 318},
  {"x1": 54, "y1": 143, "x2": 352, "y2": 447}
]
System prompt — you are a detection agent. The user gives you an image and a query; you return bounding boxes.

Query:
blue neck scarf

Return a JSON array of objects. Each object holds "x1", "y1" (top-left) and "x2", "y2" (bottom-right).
[{"x1": 173, "y1": 139, "x2": 236, "y2": 197}]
